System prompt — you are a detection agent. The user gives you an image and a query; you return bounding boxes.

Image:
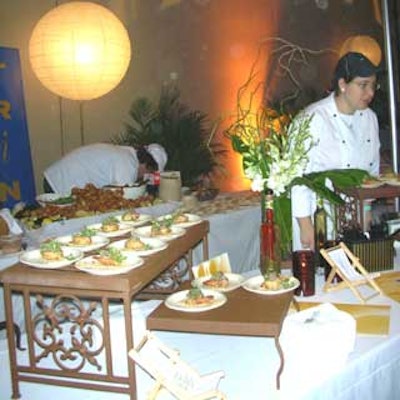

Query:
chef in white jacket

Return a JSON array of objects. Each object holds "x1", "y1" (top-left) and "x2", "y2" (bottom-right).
[
  {"x1": 43, "y1": 143, "x2": 168, "y2": 194},
  {"x1": 291, "y1": 52, "x2": 381, "y2": 251}
]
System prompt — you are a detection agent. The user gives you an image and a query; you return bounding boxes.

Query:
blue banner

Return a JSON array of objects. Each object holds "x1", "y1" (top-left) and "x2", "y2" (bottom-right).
[{"x1": 0, "y1": 47, "x2": 36, "y2": 208}]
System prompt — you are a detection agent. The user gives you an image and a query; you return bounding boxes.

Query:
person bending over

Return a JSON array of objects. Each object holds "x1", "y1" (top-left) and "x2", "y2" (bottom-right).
[{"x1": 43, "y1": 143, "x2": 168, "y2": 194}]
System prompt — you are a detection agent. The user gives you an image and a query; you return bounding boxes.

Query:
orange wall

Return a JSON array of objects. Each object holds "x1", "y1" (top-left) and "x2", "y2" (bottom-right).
[{"x1": 194, "y1": 1, "x2": 282, "y2": 191}]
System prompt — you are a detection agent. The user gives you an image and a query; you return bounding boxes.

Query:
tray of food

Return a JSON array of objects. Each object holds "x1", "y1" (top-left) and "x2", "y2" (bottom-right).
[
  {"x1": 165, "y1": 287, "x2": 227, "y2": 312},
  {"x1": 193, "y1": 272, "x2": 244, "y2": 292},
  {"x1": 242, "y1": 275, "x2": 299, "y2": 295},
  {"x1": 75, "y1": 248, "x2": 143, "y2": 275}
]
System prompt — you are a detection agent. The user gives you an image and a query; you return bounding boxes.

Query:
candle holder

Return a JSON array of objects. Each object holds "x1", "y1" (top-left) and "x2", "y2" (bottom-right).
[{"x1": 292, "y1": 250, "x2": 315, "y2": 296}]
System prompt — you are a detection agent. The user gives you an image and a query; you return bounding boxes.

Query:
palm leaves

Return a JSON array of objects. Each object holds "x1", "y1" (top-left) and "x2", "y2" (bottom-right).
[
  {"x1": 112, "y1": 85, "x2": 225, "y2": 187},
  {"x1": 291, "y1": 168, "x2": 370, "y2": 206}
]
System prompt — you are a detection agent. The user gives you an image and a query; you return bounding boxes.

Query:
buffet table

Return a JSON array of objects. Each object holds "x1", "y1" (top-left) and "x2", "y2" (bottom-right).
[
  {"x1": 15, "y1": 191, "x2": 261, "y2": 274},
  {"x1": 0, "y1": 191, "x2": 261, "y2": 399},
  {"x1": 2, "y1": 192, "x2": 399, "y2": 399},
  {"x1": 147, "y1": 281, "x2": 295, "y2": 390},
  {"x1": 1, "y1": 221, "x2": 209, "y2": 400},
  {"x1": 0, "y1": 193, "x2": 261, "y2": 336},
  {"x1": 1, "y1": 271, "x2": 400, "y2": 400}
]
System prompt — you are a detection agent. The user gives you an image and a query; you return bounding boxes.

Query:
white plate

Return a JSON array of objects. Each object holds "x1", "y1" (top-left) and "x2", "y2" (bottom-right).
[
  {"x1": 361, "y1": 181, "x2": 384, "y2": 189},
  {"x1": 87, "y1": 223, "x2": 133, "y2": 238},
  {"x1": 157, "y1": 213, "x2": 203, "y2": 228},
  {"x1": 379, "y1": 174, "x2": 399, "y2": 182},
  {"x1": 165, "y1": 289, "x2": 227, "y2": 312},
  {"x1": 75, "y1": 253, "x2": 144, "y2": 276},
  {"x1": 194, "y1": 273, "x2": 245, "y2": 292},
  {"x1": 115, "y1": 213, "x2": 153, "y2": 227},
  {"x1": 19, "y1": 248, "x2": 83, "y2": 269},
  {"x1": 108, "y1": 237, "x2": 168, "y2": 256},
  {"x1": 386, "y1": 180, "x2": 400, "y2": 187},
  {"x1": 36, "y1": 193, "x2": 74, "y2": 207},
  {"x1": 242, "y1": 275, "x2": 300, "y2": 295},
  {"x1": 134, "y1": 225, "x2": 186, "y2": 241},
  {"x1": 56, "y1": 235, "x2": 110, "y2": 252}
]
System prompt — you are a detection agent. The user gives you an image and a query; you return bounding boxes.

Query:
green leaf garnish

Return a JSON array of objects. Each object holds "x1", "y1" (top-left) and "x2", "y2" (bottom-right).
[
  {"x1": 187, "y1": 287, "x2": 204, "y2": 299},
  {"x1": 98, "y1": 248, "x2": 126, "y2": 264},
  {"x1": 51, "y1": 196, "x2": 74, "y2": 205},
  {"x1": 152, "y1": 217, "x2": 173, "y2": 229},
  {"x1": 40, "y1": 240, "x2": 63, "y2": 252},
  {"x1": 102, "y1": 216, "x2": 119, "y2": 225},
  {"x1": 77, "y1": 227, "x2": 97, "y2": 237}
]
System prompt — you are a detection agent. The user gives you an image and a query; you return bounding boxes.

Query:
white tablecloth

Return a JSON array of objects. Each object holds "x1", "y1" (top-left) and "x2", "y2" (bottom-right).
[
  {"x1": 1, "y1": 270, "x2": 400, "y2": 400},
  {"x1": 192, "y1": 203, "x2": 260, "y2": 273},
  {"x1": 2, "y1": 200, "x2": 400, "y2": 399}
]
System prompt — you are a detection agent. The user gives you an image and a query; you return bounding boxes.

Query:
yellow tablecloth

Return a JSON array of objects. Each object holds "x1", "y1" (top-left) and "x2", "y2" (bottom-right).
[
  {"x1": 292, "y1": 302, "x2": 390, "y2": 336},
  {"x1": 375, "y1": 271, "x2": 400, "y2": 303}
]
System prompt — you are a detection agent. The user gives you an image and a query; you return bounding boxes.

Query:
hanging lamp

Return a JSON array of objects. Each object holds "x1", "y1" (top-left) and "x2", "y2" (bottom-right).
[
  {"x1": 339, "y1": 35, "x2": 382, "y2": 66},
  {"x1": 29, "y1": 1, "x2": 132, "y2": 101}
]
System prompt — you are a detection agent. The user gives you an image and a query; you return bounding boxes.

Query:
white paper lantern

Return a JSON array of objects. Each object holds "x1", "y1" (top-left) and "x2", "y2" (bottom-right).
[
  {"x1": 340, "y1": 35, "x2": 382, "y2": 66},
  {"x1": 29, "y1": 1, "x2": 132, "y2": 100}
]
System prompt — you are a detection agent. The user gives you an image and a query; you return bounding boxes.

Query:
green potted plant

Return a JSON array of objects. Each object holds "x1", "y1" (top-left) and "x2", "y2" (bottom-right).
[{"x1": 112, "y1": 85, "x2": 226, "y2": 188}]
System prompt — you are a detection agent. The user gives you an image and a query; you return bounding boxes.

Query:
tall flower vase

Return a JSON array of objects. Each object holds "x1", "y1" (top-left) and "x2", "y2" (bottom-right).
[
  {"x1": 273, "y1": 194, "x2": 292, "y2": 264},
  {"x1": 259, "y1": 190, "x2": 281, "y2": 275}
]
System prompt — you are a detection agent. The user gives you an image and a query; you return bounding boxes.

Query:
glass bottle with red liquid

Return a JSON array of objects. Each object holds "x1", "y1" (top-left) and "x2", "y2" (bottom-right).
[
  {"x1": 260, "y1": 190, "x2": 280, "y2": 275},
  {"x1": 314, "y1": 196, "x2": 327, "y2": 273},
  {"x1": 145, "y1": 171, "x2": 160, "y2": 197}
]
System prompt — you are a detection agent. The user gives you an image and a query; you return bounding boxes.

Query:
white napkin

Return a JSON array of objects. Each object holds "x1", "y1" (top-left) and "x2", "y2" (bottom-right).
[
  {"x1": 0, "y1": 208, "x2": 23, "y2": 235},
  {"x1": 279, "y1": 303, "x2": 356, "y2": 396}
]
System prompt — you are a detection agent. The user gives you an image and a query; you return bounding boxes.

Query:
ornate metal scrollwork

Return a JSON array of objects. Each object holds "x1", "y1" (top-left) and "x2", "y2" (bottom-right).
[
  {"x1": 336, "y1": 193, "x2": 360, "y2": 233},
  {"x1": 146, "y1": 255, "x2": 190, "y2": 291},
  {"x1": 33, "y1": 294, "x2": 104, "y2": 372}
]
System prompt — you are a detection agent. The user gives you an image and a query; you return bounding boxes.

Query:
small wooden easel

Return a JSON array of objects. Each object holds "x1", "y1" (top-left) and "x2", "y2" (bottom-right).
[{"x1": 320, "y1": 242, "x2": 382, "y2": 303}]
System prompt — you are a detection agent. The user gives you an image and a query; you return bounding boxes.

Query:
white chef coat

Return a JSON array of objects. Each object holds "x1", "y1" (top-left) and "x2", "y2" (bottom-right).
[
  {"x1": 291, "y1": 92, "x2": 380, "y2": 251},
  {"x1": 44, "y1": 143, "x2": 139, "y2": 194}
]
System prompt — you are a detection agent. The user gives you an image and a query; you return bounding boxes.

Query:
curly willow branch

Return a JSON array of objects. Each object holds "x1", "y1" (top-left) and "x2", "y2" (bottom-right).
[
  {"x1": 260, "y1": 36, "x2": 338, "y2": 95},
  {"x1": 225, "y1": 37, "x2": 337, "y2": 141}
]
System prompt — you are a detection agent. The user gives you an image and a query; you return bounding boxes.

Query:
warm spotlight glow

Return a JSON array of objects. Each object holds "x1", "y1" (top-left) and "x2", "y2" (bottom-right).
[
  {"x1": 208, "y1": 3, "x2": 282, "y2": 192},
  {"x1": 340, "y1": 35, "x2": 382, "y2": 66},
  {"x1": 29, "y1": 1, "x2": 131, "y2": 100}
]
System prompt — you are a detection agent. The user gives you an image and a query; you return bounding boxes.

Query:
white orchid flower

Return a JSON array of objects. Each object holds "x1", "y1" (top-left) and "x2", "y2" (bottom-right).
[{"x1": 251, "y1": 174, "x2": 266, "y2": 192}]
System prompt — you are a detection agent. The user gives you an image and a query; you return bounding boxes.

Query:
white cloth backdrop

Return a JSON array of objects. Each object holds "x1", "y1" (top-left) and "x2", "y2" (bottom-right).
[{"x1": 192, "y1": 204, "x2": 261, "y2": 273}]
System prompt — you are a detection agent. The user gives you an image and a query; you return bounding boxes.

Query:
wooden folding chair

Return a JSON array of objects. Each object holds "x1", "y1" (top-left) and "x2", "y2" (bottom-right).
[
  {"x1": 320, "y1": 242, "x2": 382, "y2": 303},
  {"x1": 129, "y1": 331, "x2": 226, "y2": 400}
]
